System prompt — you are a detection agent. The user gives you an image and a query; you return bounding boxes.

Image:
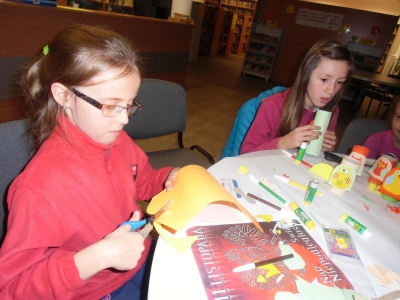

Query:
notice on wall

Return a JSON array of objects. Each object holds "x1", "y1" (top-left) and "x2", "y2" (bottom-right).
[{"x1": 296, "y1": 8, "x2": 343, "y2": 31}]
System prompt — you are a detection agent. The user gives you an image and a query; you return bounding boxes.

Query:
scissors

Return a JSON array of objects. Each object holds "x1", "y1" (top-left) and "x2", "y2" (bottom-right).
[
  {"x1": 120, "y1": 216, "x2": 156, "y2": 232},
  {"x1": 119, "y1": 200, "x2": 172, "y2": 237}
]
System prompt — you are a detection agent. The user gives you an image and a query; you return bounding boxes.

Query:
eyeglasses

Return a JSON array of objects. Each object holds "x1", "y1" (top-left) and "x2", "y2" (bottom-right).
[{"x1": 69, "y1": 87, "x2": 142, "y2": 117}]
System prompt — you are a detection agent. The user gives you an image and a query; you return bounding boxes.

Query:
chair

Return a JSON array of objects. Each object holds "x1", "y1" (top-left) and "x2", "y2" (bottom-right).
[
  {"x1": 336, "y1": 118, "x2": 390, "y2": 155},
  {"x1": 0, "y1": 119, "x2": 35, "y2": 244},
  {"x1": 124, "y1": 78, "x2": 214, "y2": 169},
  {"x1": 363, "y1": 84, "x2": 396, "y2": 119},
  {"x1": 220, "y1": 86, "x2": 287, "y2": 159}
]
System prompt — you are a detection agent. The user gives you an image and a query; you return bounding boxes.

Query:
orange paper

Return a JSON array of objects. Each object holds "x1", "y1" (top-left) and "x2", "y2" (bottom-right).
[{"x1": 147, "y1": 165, "x2": 263, "y2": 253}]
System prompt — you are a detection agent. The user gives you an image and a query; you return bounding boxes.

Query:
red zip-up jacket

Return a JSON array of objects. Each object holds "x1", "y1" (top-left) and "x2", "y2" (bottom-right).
[{"x1": 0, "y1": 116, "x2": 172, "y2": 299}]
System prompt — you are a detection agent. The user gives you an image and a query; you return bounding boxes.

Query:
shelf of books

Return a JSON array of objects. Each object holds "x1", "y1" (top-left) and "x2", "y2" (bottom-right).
[
  {"x1": 217, "y1": 11, "x2": 234, "y2": 56},
  {"x1": 203, "y1": 0, "x2": 257, "y2": 56},
  {"x1": 242, "y1": 24, "x2": 282, "y2": 80},
  {"x1": 198, "y1": 4, "x2": 224, "y2": 57},
  {"x1": 69, "y1": 0, "x2": 134, "y2": 15},
  {"x1": 232, "y1": 14, "x2": 251, "y2": 55}
]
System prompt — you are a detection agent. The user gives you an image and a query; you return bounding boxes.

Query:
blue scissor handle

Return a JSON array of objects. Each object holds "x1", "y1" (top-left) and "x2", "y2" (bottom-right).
[{"x1": 120, "y1": 219, "x2": 147, "y2": 232}]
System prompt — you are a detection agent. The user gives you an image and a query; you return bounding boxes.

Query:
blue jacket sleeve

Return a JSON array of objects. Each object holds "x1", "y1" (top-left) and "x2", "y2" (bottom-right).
[{"x1": 220, "y1": 86, "x2": 287, "y2": 160}]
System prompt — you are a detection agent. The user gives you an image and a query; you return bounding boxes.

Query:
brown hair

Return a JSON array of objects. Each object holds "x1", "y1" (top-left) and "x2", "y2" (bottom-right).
[
  {"x1": 389, "y1": 95, "x2": 400, "y2": 126},
  {"x1": 20, "y1": 24, "x2": 142, "y2": 149},
  {"x1": 278, "y1": 40, "x2": 354, "y2": 136}
]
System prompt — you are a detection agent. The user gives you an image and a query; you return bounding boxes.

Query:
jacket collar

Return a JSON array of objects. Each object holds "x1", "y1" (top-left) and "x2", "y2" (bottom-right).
[{"x1": 53, "y1": 114, "x2": 122, "y2": 158}]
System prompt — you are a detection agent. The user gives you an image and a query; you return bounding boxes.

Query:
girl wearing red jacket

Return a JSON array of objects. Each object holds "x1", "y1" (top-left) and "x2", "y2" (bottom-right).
[{"x1": 0, "y1": 24, "x2": 179, "y2": 299}]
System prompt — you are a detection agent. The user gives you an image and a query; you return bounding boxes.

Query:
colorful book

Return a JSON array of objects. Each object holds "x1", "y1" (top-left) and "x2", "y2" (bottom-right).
[
  {"x1": 187, "y1": 220, "x2": 355, "y2": 299},
  {"x1": 322, "y1": 225, "x2": 360, "y2": 260}
]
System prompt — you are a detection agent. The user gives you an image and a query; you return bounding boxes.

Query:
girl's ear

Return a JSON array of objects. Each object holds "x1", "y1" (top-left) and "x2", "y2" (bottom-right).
[{"x1": 51, "y1": 83, "x2": 71, "y2": 107}]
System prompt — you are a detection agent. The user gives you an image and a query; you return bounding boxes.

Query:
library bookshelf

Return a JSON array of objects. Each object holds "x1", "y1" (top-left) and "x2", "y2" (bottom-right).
[{"x1": 242, "y1": 24, "x2": 282, "y2": 81}]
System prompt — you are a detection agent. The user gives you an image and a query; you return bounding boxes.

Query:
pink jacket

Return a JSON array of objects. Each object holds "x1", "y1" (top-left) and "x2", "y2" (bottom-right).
[
  {"x1": 0, "y1": 116, "x2": 171, "y2": 299},
  {"x1": 241, "y1": 89, "x2": 339, "y2": 154},
  {"x1": 363, "y1": 130, "x2": 400, "y2": 159}
]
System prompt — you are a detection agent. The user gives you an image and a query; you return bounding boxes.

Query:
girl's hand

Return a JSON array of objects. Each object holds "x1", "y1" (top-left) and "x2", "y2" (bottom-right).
[
  {"x1": 321, "y1": 130, "x2": 337, "y2": 152},
  {"x1": 278, "y1": 125, "x2": 321, "y2": 150},
  {"x1": 102, "y1": 211, "x2": 145, "y2": 271},
  {"x1": 165, "y1": 167, "x2": 180, "y2": 191},
  {"x1": 74, "y1": 211, "x2": 145, "y2": 280}
]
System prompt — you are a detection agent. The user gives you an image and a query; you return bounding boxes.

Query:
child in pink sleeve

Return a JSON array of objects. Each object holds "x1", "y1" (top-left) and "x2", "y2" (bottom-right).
[
  {"x1": 241, "y1": 40, "x2": 354, "y2": 154},
  {"x1": 363, "y1": 97, "x2": 400, "y2": 159}
]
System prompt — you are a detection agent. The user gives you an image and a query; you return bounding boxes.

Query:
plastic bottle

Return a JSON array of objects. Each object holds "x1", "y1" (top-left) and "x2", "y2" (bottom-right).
[
  {"x1": 340, "y1": 213, "x2": 372, "y2": 237},
  {"x1": 295, "y1": 142, "x2": 307, "y2": 164},
  {"x1": 289, "y1": 202, "x2": 315, "y2": 229},
  {"x1": 304, "y1": 179, "x2": 319, "y2": 206}
]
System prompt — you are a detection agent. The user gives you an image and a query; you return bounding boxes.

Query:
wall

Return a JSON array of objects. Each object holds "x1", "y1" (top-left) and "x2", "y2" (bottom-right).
[
  {"x1": 257, "y1": 0, "x2": 398, "y2": 85},
  {"x1": 0, "y1": 1, "x2": 194, "y2": 123},
  {"x1": 134, "y1": 0, "x2": 172, "y2": 18},
  {"x1": 301, "y1": 0, "x2": 400, "y2": 16}
]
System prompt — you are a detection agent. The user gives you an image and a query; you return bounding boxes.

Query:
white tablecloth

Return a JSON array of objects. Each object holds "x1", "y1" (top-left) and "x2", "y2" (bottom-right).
[{"x1": 149, "y1": 150, "x2": 400, "y2": 299}]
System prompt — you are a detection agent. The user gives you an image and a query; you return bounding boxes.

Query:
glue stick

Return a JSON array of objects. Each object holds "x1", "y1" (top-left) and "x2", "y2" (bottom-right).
[
  {"x1": 303, "y1": 179, "x2": 319, "y2": 206},
  {"x1": 295, "y1": 142, "x2": 307, "y2": 164},
  {"x1": 289, "y1": 202, "x2": 315, "y2": 229},
  {"x1": 340, "y1": 213, "x2": 372, "y2": 237}
]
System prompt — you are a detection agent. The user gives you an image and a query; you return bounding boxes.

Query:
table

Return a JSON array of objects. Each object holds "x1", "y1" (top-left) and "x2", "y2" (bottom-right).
[
  {"x1": 349, "y1": 70, "x2": 400, "y2": 118},
  {"x1": 148, "y1": 150, "x2": 400, "y2": 300},
  {"x1": 352, "y1": 70, "x2": 400, "y2": 87}
]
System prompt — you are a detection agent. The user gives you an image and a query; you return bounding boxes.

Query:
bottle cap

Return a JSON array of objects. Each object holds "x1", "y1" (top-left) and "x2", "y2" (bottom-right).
[
  {"x1": 305, "y1": 220, "x2": 316, "y2": 230},
  {"x1": 300, "y1": 142, "x2": 308, "y2": 149},
  {"x1": 310, "y1": 179, "x2": 319, "y2": 188},
  {"x1": 289, "y1": 202, "x2": 298, "y2": 210},
  {"x1": 363, "y1": 229, "x2": 373, "y2": 238},
  {"x1": 352, "y1": 145, "x2": 370, "y2": 158},
  {"x1": 340, "y1": 213, "x2": 349, "y2": 222}
]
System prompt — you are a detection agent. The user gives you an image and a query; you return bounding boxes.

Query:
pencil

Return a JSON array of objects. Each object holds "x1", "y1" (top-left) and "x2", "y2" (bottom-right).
[
  {"x1": 232, "y1": 253, "x2": 294, "y2": 272},
  {"x1": 247, "y1": 193, "x2": 282, "y2": 211},
  {"x1": 274, "y1": 175, "x2": 322, "y2": 196}
]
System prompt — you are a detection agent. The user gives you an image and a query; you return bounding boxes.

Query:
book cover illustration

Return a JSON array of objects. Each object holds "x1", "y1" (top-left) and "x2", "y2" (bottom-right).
[{"x1": 187, "y1": 220, "x2": 355, "y2": 300}]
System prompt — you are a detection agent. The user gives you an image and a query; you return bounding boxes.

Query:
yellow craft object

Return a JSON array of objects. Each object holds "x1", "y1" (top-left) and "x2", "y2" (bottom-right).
[
  {"x1": 259, "y1": 263, "x2": 281, "y2": 278},
  {"x1": 329, "y1": 166, "x2": 353, "y2": 189},
  {"x1": 257, "y1": 214, "x2": 274, "y2": 222},
  {"x1": 147, "y1": 165, "x2": 263, "y2": 253},
  {"x1": 238, "y1": 165, "x2": 249, "y2": 174},
  {"x1": 310, "y1": 163, "x2": 333, "y2": 181}
]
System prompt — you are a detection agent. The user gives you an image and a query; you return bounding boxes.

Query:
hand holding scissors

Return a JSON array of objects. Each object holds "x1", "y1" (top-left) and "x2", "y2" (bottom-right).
[
  {"x1": 119, "y1": 200, "x2": 172, "y2": 238},
  {"x1": 120, "y1": 216, "x2": 155, "y2": 238}
]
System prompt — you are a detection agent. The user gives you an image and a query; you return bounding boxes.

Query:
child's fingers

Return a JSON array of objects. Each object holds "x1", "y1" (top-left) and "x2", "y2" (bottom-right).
[
  {"x1": 119, "y1": 211, "x2": 141, "y2": 232},
  {"x1": 130, "y1": 211, "x2": 141, "y2": 221}
]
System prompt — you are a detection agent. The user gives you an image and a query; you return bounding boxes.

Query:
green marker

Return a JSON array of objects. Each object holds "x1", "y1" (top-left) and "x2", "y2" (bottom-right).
[{"x1": 248, "y1": 174, "x2": 288, "y2": 206}]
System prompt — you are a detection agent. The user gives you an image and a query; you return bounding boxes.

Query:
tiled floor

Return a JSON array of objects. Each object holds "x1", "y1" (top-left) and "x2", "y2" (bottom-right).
[{"x1": 135, "y1": 54, "x2": 388, "y2": 164}]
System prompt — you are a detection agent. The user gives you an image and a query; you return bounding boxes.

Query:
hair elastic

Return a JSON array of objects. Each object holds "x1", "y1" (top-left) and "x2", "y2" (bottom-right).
[{"x1": 43, "y1": 45, "x2": 49, "y2": 56}]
